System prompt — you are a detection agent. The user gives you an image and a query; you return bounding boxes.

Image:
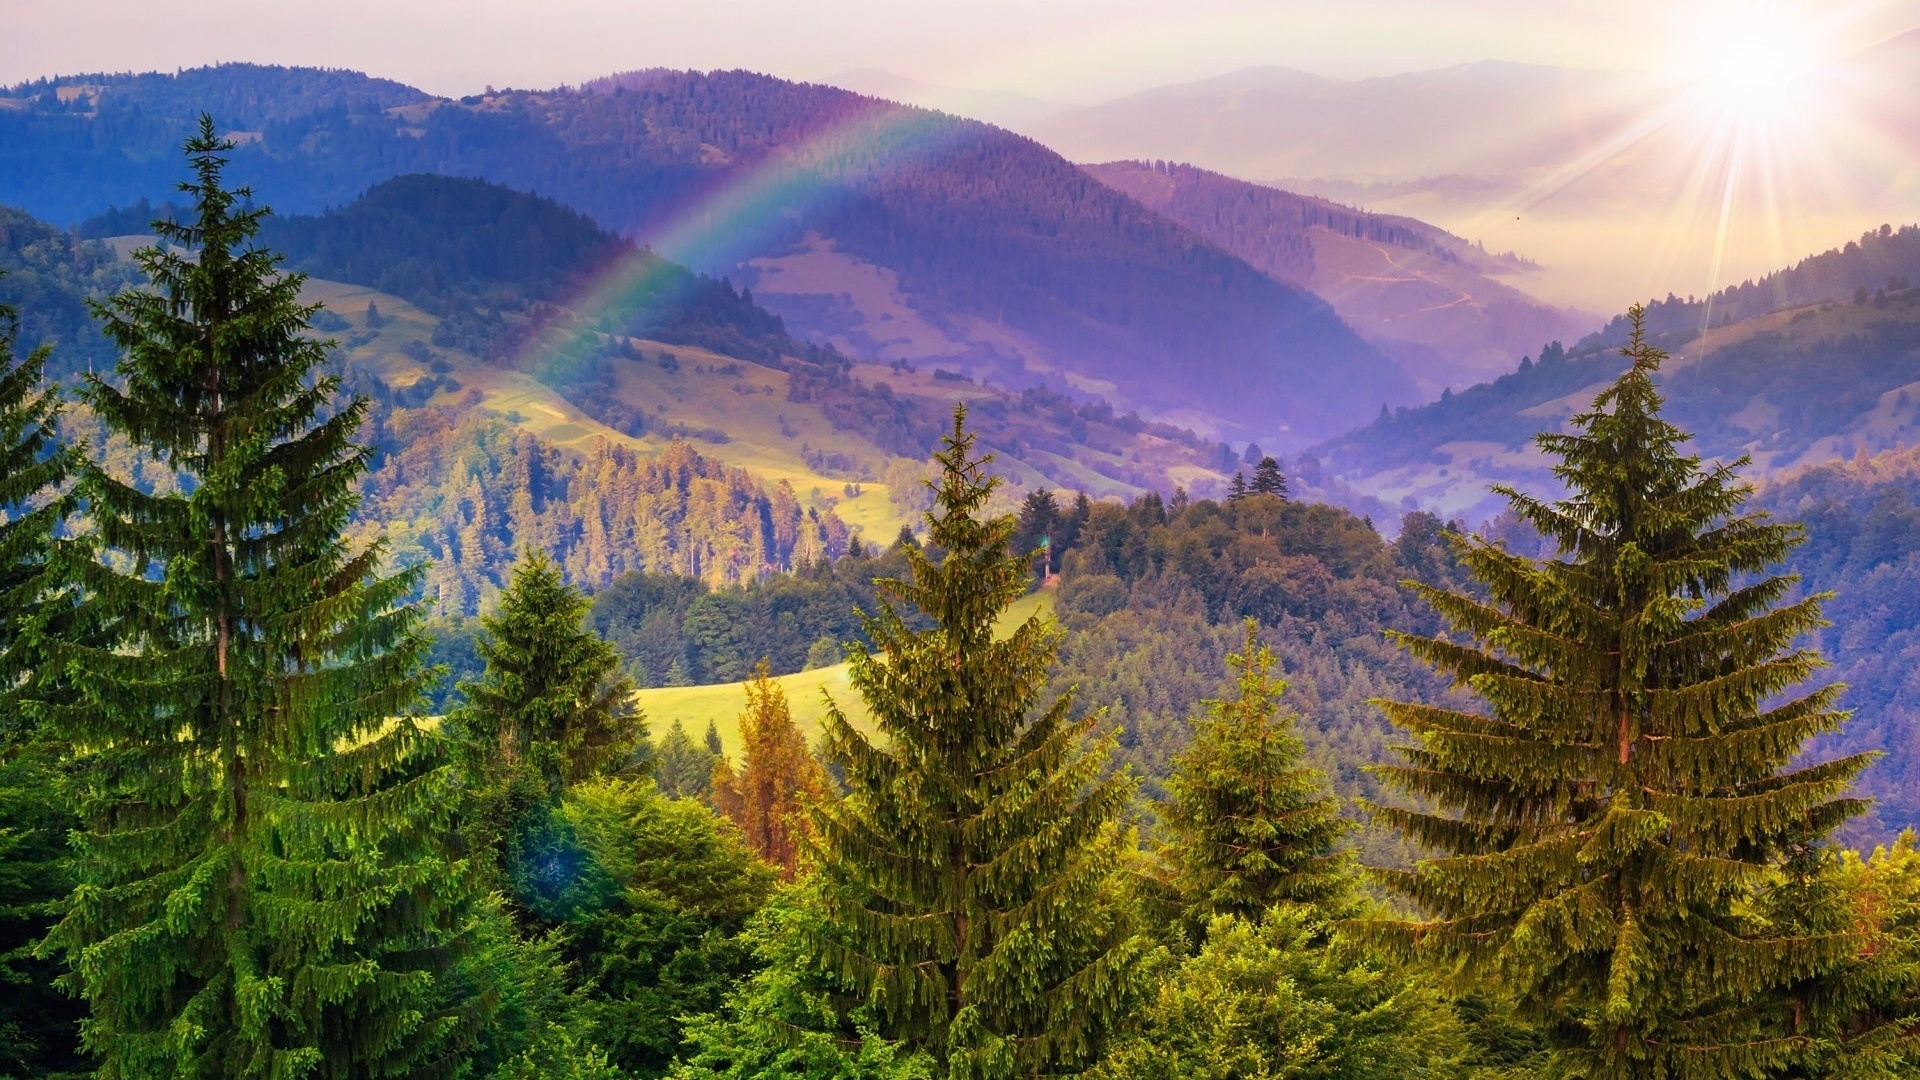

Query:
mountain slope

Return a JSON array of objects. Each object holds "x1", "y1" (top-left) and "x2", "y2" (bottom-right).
[
  {"x1": 7, "y1": 182, "x2": 1245, "y2": 610},
  {"x1": 1084, "y1": 160, "x2": 1587, "y2": 391},
  {"x1": 0, "y1": 64, "x2": 1417, "y2": 445},
  {"x1": 1314, "y1": 223, "x2": 1920, "y2": 520}
]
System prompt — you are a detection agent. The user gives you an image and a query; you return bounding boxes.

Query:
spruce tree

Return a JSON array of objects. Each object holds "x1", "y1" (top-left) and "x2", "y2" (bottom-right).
[
  {"x1": 1361, "y1": 307, "x2": 1874, "y2": 1079},
  {"x1": 0, "y1": 293, "x2": 88, "y2": 1076},
  {"x1": 655, "y1": 719, "x2": 718, "y2": 799},
  {"x1": 456, "y1": 549, "x2": 643, "y2": 911},
  {"x1": 459, "y1": 549, "x2": 643, "y2": 798},
  {"x1": 809, "y1": 406, "x2": 1147, "y2": 1078},
  {"x1": 1161, "y1": 619, "x2": 1350, "y2": 924},
  {"x1": 711, "y1": 661, "x2": 827, "y2": 879},
  {"x1": 1226, "y1": 471, "x2": 1248, "y2": 502},
  {"x1": 49, "y1": 117, "x2": 478, "y2": 1078},
  {"x1": 1247, "y1": 456, "x2": 1288, "y2": 499}
]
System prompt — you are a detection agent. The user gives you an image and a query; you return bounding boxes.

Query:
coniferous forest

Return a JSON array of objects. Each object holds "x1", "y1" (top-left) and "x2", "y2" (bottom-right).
[{"x1": 6, "y1": 116, "x2": 1920, "y2": 1080}]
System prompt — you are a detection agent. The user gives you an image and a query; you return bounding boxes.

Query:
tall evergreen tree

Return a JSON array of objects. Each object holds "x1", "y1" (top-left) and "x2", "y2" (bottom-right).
[
  {"x1": 1360, "y1": 307, "x2": 1874, "y2": 1079},
  {"x1": 1225, "y1": 472, "x2": 1248, "y2": 502},
  {"x1": 49, "y1": 117, "x2": 479, "y2": 1078},
  {"x1": 456, "y1": 549, "x2": 644, "y2": 912},
  {"x1": 0, "y1": 293, "x2": 88, "y2": 1076},
  {"x1": 1247, "y1": 456, "x2": 1288, "y2": 499},
  {"x1": 460, "y1": 549, "x2": 644, "y2": 798},
  {"x1": 809, "y1": 406, "x2": 1148, "y2": 1078},
  {"x1": 711, "y1": 661, "x2": 827, "y2": 879},
  {"x1": 1161, "y1": 620, "x2": 1350, "y2": 924}
]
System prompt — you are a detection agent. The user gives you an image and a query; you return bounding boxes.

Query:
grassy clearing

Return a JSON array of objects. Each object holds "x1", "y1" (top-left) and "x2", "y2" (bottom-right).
[
  {"x1": 636, "y1": 589, "x2": 1056, "y2": 760},
  {"x1": 298, "y1": 278, "x2": 915, "y2": 540}
]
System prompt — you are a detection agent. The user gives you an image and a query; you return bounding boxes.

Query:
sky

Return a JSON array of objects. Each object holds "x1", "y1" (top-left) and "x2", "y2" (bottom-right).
[{"x1": 6, "y1": 0, "x2": 1915, "y2": 103}]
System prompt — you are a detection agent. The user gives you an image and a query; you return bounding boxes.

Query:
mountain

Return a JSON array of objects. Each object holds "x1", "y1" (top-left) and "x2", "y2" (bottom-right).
[
  {"x1": 0, "y1": 64, "x2": 1417, "y2": 446},
  {"x1": 8, "y1": 179, "x2": 1247, "y2": 611},
  {"x1": 1083, "y1": 160, "x2": 1588, "y2": 392},
  {"x1": 1022, "y1": 38, "x2": 1920, "y2": 312},
  {"x1": 1313, "y1": 223, "x2": 1920, "y2": 521}
]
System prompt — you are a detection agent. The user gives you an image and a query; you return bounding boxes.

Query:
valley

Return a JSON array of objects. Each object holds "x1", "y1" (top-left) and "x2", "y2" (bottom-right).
[{"x1": 5, "y1": 21, "x2": 1920, "y2": 1076}]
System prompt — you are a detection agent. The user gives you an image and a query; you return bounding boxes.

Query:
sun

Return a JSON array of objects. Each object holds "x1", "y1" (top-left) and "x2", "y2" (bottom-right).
[
  {"x1": 1675, "y1": 6, "x2": 1833, "y2": 119},
  {"x1": 1702, "y1": 33, "x2": 1798, "y2": 98}
]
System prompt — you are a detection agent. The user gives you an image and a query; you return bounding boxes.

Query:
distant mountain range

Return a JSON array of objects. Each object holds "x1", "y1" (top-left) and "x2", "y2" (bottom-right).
[
  {"x1": 957, "y1": 31, "x2": 1920, "y2": 310},
  {"x1": 0, "y1": 63, "x2": 1419, "y2": 446},
  {"x1": 1082, "y1": 161, "x2": 1588, "y2": 392},
  {"x1": 1312, "y1": 223, "x2": 1920, "y2": 521}
]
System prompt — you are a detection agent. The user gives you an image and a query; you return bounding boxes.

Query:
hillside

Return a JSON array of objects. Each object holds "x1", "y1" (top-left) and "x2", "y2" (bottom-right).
[
  {"x1": 5, "y1": 183, "x2": 1251, "y2": 609},
  {"x1": 1314, "y1": 223, "x2": 1920, "y2": 520},
  {"x1": 1084, "y1": 160, "x2": 1587, "y2": 391},
  {"x1": 0, "y1": 64, "x2": 1416, "y2": 446}
]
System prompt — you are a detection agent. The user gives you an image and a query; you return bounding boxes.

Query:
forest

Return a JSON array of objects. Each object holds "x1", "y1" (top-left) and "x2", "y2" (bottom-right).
[{"x1": 7, "y1": 121, "x2": 1920, "y2": 1080}]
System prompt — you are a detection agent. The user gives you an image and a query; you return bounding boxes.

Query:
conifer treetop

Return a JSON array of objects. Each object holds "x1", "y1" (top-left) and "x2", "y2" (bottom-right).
[
  {"x1": 810, "y1": 404, "x2": 1146, "y2": 1077},
  {"x1": 1361, "y1": 304, "x2": 1876, "y2": 1079},
  {"x1": 49, "y1": 115, "x2": 478, "y2": 1078},
  {"x1": 1162, "y1": 618, "x2": 1351, "y2": 923}
]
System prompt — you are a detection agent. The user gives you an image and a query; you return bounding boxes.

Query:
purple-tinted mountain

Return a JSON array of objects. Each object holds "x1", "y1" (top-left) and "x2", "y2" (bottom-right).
[
  {"x1": 1084, "y1": 160, "x2": 1587, "y2": 392},
  {"x1": 0, "y1": 65, "x2": 1416, "y2": 444}
]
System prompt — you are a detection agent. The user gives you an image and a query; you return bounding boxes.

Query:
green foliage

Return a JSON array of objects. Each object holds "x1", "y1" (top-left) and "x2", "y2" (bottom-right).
[
  {"x1": 1362, "y1": 307, "x2": 1875, "y2": 1078},
  {"x1": 459, "y1": 549, "x2": 645, "y2": 797},
  {"x1": 1092, "y1": 908, "x2": 1467, "y2": 1080},
  {"x1": 48, "y1": 118, "x2": 479, "y2": 1078},
  {"x1": 674, "y1": 884, "x2": 937, "y2": 1080},
  {"x1": 557, "y1": 778, "x2": 776, "y2": 1078},
  {"x1": 1162, "y1": 620, "x2": 1352, "y2": 924},
  {"x1": 1751, "y1": 835, "x2": 1920, "y2": 1078},
  {"x1": 656, "y1": 719, "x2": 722, "y2": 799},
  {"x1": 1248, "y1": 457, "x2": 1288, "y2": 499},
  {"x1": 451, "y1": 895, "x2": 618, "y2": 1079},
  {"x1": 589, "y1": 548, "x2": 906, "y2": 687},
  {"x1": 360, "y1": 416, "x2": 855, "y2": 617},
  {"x1": 0, "y1": 290, "x2": 86, "y2": 1076},
  {"x1": 0, "y1": 208, "x2": 140, "y2": 380},
  {"x1": 810, "y1": 407, "x2": 1149, "y2": 1077}
]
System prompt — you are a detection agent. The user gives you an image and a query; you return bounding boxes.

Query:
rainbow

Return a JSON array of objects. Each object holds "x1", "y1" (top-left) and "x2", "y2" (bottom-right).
[{"x1": 505, "y1": 91, "x2": 979, "y2": 386}]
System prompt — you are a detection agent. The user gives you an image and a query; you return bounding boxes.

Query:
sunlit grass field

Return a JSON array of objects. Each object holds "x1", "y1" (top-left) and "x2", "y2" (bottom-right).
[{"x1": 636, "y1": 589, "x2": 1055, "y2": 758}]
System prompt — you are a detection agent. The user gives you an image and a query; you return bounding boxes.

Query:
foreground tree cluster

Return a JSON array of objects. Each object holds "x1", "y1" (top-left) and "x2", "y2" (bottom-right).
[{"x1": 1, "y1": 120, "x2": 1918, "y2": 1080}]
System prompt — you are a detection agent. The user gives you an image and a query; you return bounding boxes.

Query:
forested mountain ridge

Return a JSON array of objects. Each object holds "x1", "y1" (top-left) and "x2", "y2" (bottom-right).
[
  {"x1": 0, "y1": 63, "x2": 1417, "y2": 445},
  {"x1": 1314, "y1": 222, "x2": 1920, "y2": 521},
  {"x1": 4, "y1": 182, "x2": 1242, "y2": 610},
  {"x1": 1084, "y1": 160, "x2": 1589, "y2": 393}
]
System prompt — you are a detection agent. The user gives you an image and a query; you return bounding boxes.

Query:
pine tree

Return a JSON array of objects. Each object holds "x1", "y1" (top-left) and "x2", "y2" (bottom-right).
[
  {"x1": 0, "y1": 292, "x2": 88, "y2": 1076},
  {"x1": 656, "y1": 718, "x2": 718, "y2": 799},
  {"x1": 459, "y1": 549, "x2": 644, "y2": 798},
  {"x1": 49, "y1": 117, "x2": 479, "y2": 1078},
  {"x1": 1360, "y1": 306, "x2": 1874, "y2": 1079},
  {"x1": 810, "y1": 406, "x2": 1147, "y2": 1077},
  {"x1": 1013, "y1": 488, "x2": 1060, "y2": 577},
  {"x1": 711, "y1": 661, "x2": 827, "y2": 879},
  {"x1": 1161, "y1": 619, "x2": 1350, "y2": 924},
  {"x1": 1226, "y1": 472, "x2": 1248, "y2": 502},
  {"x1": 456, "y1": 549, "x2": 644, "y2": 912},
  {"x1": 1247, "y1": 456, "x2": 1288, "y2": 499}
]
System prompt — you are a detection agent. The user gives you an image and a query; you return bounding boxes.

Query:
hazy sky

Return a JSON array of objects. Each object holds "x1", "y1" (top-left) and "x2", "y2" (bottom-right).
[{"x1": 6, "y1": 0, "x2": 1915, "y2": 102}]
